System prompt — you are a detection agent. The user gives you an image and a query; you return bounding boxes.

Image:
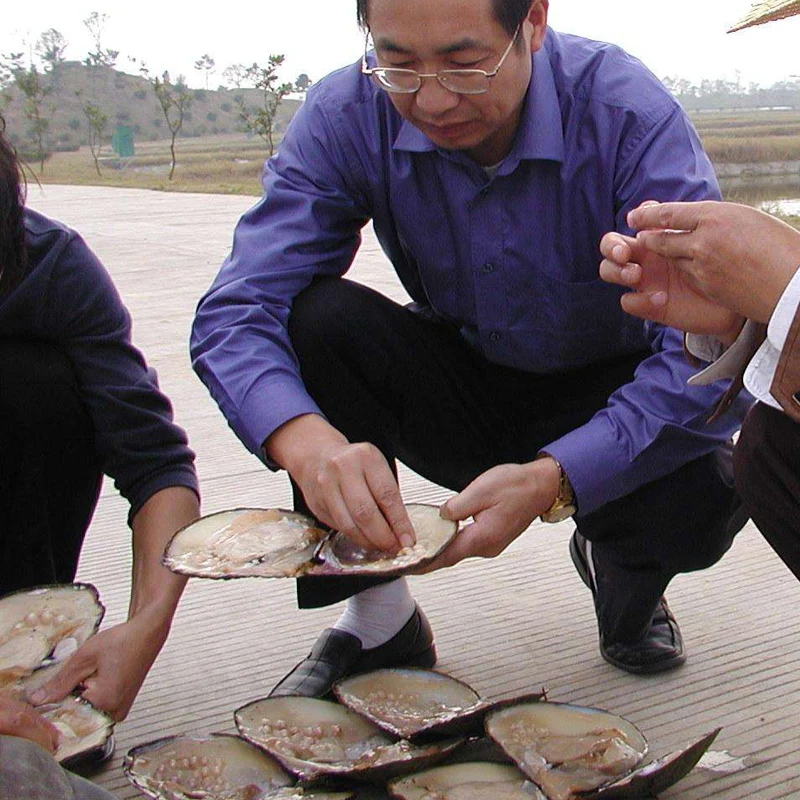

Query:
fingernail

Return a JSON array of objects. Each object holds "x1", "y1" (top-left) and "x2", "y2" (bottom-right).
[
  {"x1": 30, "y1": 690, "x2": 45, "y2": 705},
  {"x1": 400, "y1": 533, "x2": 415, "y2": 548},
  {"x1": 651, "y1": 291, "x2": 668, "y2": 307},
  {"x1": 612, "y1": 244, "x2": 625, "y2": 261}
]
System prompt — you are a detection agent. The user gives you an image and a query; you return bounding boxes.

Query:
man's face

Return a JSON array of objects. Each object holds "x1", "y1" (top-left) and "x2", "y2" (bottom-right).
[{"x1": 366, "y1": 0, "x2": 548, "y2": 165}]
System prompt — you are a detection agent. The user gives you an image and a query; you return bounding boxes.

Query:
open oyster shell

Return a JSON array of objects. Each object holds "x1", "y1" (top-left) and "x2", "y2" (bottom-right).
[
  {"x1": 334, "y1": 668, "x2": 545, "y2": 741},
  {"x1": 485, "y1": 702, "x2": 647, "y2": 800},
  {"x1": 234, "y1": 696, "x2": 464, "y2": 785},
  {"x1": 0, "y1": 583, "x2": 104, "y2": 687},
  {"x1": 124, "y1": 733, "x2": 356, "y2": 800},
  {"x1": 389, "y1": 761, "x2": 547, "y2": 799},
  {"x1": 575, "y1": 727, "x2": 721, "y2": 800},
  {"x1": 164, "y1": 504, "x2": 457, "y2": 580},
  {"x1": 42, "y1": 695, "x2": 114, "y2": 766}
]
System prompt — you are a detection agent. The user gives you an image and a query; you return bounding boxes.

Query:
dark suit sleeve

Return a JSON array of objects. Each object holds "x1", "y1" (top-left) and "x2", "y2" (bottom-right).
[{"x1": 771, "y1": 303, "x2": 800, "y2": 423}]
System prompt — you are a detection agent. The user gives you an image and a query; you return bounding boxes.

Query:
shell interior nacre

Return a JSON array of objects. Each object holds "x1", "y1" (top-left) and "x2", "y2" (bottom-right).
[
  {"x1": 485, "y1": 702, "x2": 647, "y2": 800},
  {"x1": 163, "y1": 509, "x2": 327, "y2": 579},
  {"x1": 0, "y1": 584, "x2": 104, "y2": 687},
  {"x1": 163, "y1": 504, "x2": 457, "y2": 580},
  {"x1": 124, "y1": 733, "x2": 298, "y2": 799},
  {"x1": 389, "y1": 762, "x2": 547, "y2": 800},
  {"x1": 333, "y1": 668, "x2": 483, "y2": 740},
  {"x1": 234, "y1": 696, "x2": 463, "y2": 783}
]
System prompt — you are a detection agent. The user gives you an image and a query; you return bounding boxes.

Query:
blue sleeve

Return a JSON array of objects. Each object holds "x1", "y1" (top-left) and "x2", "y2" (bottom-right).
[
  {"x1": 544, "y1": 105, "x2": 749, "y2": 514},
  {"x1": 47, "y1": 232, "x2": 198, "y2": 523},
  {"x1": 190, "y1": 91, "x2": 371, "y2": 457}
]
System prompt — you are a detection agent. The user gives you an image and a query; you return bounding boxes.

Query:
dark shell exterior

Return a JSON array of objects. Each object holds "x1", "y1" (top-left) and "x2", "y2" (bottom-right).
[
  {"x1": 234, "y1": 695, "x2": 464, "y2": 785},
  {"x1": 388, "y1": 761, "x2": 547, "y2": 799},
  {"x1": 163, "y1": 504, "x2": 457, "y2": 580},
  {"x1": 334, "y1": 668, "x2": 544, "y2": 741}
]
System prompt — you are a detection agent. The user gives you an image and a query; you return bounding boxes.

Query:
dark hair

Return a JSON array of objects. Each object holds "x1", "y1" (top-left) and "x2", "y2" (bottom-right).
[
  {"x1": 0, "y1": 117, "x2": 27, "y2": 297},
  {"x1": 357, "y1": 0, "x2": 533, "y2": 35}
]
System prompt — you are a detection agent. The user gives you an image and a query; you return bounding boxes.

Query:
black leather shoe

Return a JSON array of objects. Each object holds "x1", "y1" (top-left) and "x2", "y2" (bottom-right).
[
  {"x1": 569, "y1": 532, "x2": 686, "y2": 674},
  {"x1": 269, "y1": 604, "x2": 436, "y2": 698}
]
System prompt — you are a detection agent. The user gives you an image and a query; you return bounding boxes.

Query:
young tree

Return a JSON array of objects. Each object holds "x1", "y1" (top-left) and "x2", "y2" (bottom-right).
[
  {"x1": 222, "y1": 64, "x2": 249, "y2": 89},
  {"x1": 83, "y1": 12, "x2": 119, "y2": 70},
  {"x1": 2, "y1": 52, "x2": 54, "y2": 171},
  {"x1": 36, "y1": 30, "x2": 68, "y2": 74},
  {"x1": 235, "y1": 55, "x2": 293, "y2": 156},
  {"x1": 143, "y1": 67, "x2": 193, "y2": 180},
  {"x1": 194, "y1": 54, "x2": 216, "y2": 90},
  {"x1": 80, "y1": 95, "x2": 108, "y2": 176}
]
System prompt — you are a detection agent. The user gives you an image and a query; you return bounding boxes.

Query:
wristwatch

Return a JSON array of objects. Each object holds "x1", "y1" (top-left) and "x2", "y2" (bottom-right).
[{"x1": 537, "y1": 454, "x2": 576, "y2": 523}]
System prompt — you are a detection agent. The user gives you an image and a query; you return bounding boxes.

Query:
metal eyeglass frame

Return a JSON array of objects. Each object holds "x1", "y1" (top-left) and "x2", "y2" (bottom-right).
[{"x1": 361, "y1": 23, "x2": 522, "y2": 95}]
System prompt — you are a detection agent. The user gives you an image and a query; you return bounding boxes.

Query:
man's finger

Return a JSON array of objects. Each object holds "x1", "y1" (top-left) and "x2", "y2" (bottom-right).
[
  {"x1": 28, "y1": 656, "x2": 94, "y2": 707},
  {"x1": 629, "y1": 201, "x2": 705, "y2": 234},
  {"x1": 619, "y1": 290, "x2": 669, "y2": 322},
  {"x1": 365, "y1": 471, "x2": 416, "y2": 549},
  {"x1": 636, "y1": 229, "x2": 695, "y2": 262},
  {"x1": 599, "y1": 259, "x2": 641, "y2": 287}
]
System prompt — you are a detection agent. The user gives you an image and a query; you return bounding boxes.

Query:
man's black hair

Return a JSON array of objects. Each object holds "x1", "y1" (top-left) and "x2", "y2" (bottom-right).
[{"x1": 356, "y1": 0, "x2": 534, "y2": 35}]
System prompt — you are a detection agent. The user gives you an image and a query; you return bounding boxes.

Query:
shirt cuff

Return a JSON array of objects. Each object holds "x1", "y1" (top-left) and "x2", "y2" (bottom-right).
[
  {"x1": 767, "y1": 264, "x2": 800, "y2": 351},
  {"x1": 687, "y1": 320, "x2": 762, "y2": 386}
]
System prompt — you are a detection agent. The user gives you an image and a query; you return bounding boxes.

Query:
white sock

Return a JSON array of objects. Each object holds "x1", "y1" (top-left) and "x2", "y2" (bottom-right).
[{"x1": 333, "y1": 578, "x2": 416, "y2": 649}]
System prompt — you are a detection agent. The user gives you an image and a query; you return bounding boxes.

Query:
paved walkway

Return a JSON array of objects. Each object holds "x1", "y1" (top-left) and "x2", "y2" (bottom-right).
[{"x1": 25, "y1": 184, "x2": 800, "y2": 799}]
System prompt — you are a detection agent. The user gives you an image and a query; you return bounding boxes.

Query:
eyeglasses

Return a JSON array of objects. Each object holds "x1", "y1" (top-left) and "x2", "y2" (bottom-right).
[{"x1": 361, "y1": 23, "x2": 521, "y2": 95}]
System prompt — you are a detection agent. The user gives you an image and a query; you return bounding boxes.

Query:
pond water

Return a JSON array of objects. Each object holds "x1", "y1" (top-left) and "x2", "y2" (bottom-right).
[{"x1": 718, "y1": 174, "x2": 800, "y2": 217}]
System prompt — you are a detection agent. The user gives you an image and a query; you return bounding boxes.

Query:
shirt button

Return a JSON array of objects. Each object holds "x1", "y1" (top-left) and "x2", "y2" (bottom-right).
[
  {"x1": 481, "y1": 262, "x2": 495, "y2": 275},
  {"x1": 489, "y1": 332, "x2": 502, "y2": 343}
]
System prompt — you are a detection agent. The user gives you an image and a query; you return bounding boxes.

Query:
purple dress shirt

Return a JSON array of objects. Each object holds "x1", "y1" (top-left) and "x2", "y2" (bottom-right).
[{"x1": 192, "y1": 28, "x2": 748, "y2": 515}]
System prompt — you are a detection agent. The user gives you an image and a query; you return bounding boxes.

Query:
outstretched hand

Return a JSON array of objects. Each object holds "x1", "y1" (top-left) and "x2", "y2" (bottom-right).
[
  {"x1": 599, "y1": 228, "x2": 743, "y2": 339},
  {"x1": 416, "y1": 458, "x2": 560, "y2": 573}
]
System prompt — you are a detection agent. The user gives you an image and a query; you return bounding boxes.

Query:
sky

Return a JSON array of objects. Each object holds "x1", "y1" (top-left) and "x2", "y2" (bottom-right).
[{"x1": 2, "y1": 0, "x2": 799, "y2": 91}]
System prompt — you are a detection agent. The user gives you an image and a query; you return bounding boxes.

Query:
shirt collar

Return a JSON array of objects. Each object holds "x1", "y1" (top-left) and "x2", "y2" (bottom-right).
[{"x1": 392, "y1": 37, "x2": 565, "y2": 167}]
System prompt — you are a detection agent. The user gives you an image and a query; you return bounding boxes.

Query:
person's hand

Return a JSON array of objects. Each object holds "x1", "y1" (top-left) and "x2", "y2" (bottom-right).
[
  {"x1": 616, "y1": 200, "x2": 800, "y2": 325},
  {"x1": 0, "y1": 695, "x2": 61, "y2": 753},
  {"x1": 416, "y1": 458, "x2": 560, "y2": 573},
  {"x1": 266, "y1": 414, "x2": 416, "y2": 553},
  {"x1": 28, "y1": 609, "x2": 169, "y2": 722},
  {"x1": 599, "y1": 228, "x2": 744, "y2": 342}
]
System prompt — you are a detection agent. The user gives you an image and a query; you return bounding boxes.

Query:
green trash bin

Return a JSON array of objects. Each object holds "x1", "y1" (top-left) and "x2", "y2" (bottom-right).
[{"x1": 111, "y1": 125, "x2": 134, "y2": 158}]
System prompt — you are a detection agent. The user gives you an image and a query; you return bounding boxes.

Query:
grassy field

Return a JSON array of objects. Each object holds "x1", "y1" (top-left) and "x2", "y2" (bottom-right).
[{"x1": 22, "y1": 110, "x2": 800, "y2": 229}]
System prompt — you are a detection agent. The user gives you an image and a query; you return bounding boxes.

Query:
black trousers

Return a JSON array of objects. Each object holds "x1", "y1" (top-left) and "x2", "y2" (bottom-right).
[
  {"x1": 290, "y1": 279, "x2": 744, "y2": 641},
  {"x1": 735, "y1": 402, "x2": 800, "y2": 581},
  {"x1": 0, "y1": 340, "x2": 102, "y2": 594}
]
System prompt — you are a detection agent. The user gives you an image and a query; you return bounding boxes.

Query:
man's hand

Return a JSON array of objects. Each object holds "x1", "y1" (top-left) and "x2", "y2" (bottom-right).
[
  {"x1": 266, "y1": 414, "x2": 416, "y2": 553},
  {"x1": 416, "y1": 457, "x2": 561, "y2": 572},
  {"x1": 28, "y1": 611, "x2": 169, "y2": 721},
  {"x1": 601, "y1": 200, "x2": 800, "y2": 333},
  {"x1": 0, "y1": 695, "x2": 60, "y2": 753},
  {"x1": 599, "y1": 227, "x2": 744, "y2": 342}
]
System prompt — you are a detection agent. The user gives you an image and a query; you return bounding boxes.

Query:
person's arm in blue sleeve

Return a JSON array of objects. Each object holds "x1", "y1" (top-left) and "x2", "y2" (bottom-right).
[
  {"x1": 191, "y1": 92, "x2": 371, "y2": 458},
  {"x1": 190, "y1": 86, "x2": 417, "y2": 555},
  {"x1": 545, "y1": 105, "x2": 748, "y2": 514}
]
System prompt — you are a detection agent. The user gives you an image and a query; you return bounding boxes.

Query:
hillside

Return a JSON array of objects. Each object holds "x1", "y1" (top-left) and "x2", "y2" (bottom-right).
[{"x1": 2, "y1": 61, "x2": 301, "y2": 154}]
